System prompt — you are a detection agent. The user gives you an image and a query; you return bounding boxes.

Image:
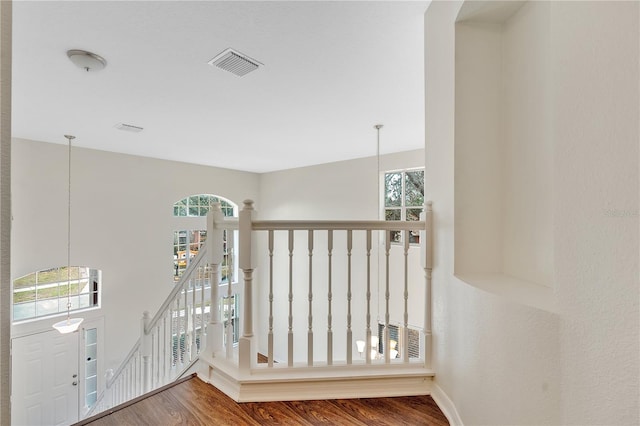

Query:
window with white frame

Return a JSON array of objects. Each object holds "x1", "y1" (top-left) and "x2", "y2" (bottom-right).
[
  {"x1": 172, "y1": 194, "x2": 236, "y2": 281},
  {"x1": 12, "y1": 266, "x2": 101, "y2": 322},
  {"x1": 384, "y1": 169, "x2": 425, "y2": 243}
]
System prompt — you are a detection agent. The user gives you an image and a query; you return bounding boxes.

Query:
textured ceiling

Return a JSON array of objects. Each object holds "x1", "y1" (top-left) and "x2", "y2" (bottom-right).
[{"x1": 12, "y1": 1, "x2": 428, "y2": 173}]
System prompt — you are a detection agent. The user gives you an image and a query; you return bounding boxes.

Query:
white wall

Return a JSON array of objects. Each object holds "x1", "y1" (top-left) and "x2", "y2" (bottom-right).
[
  {"x1": 257, "y1": 151, "x2": 425, "y2": 363},
  {"x1": 11, "y1": 138, "x2": 259, "y2": 375},
  {"x1": 426, "y1": 1, "x2": 638, "y2": 424},
  {"x1": 552, "y1": 2, "x2": 639, "y2": 423}
]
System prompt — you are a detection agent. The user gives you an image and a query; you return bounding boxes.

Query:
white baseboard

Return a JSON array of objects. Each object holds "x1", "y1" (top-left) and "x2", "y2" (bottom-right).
[{"x1": 430, "y1": 381, "x2": 464, "y2": 426}]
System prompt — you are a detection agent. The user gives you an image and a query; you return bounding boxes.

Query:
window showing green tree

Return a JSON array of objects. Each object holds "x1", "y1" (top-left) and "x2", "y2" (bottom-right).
[{"x1": 384, "y1": 169, "x2": 424, "y2": 243}]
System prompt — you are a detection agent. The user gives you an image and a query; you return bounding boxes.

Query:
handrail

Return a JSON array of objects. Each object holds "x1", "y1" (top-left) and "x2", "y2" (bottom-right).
[
  {"x1": 146, "y1": 245, "x2": 209, "y2": 333},
  {"x1": 252, "y1": 220, "x2": 426, "y2": 231}
]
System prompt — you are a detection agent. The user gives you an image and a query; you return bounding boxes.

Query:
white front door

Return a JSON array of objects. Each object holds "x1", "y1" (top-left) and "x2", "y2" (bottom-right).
[{"x1": 12, "y1": 330, "x2": 79, "y2": 426}]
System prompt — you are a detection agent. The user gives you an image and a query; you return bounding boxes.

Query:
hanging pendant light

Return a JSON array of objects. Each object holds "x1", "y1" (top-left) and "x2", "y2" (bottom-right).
[{"x1": 53, "y1": 135, "x2": 84, "y2": 334}]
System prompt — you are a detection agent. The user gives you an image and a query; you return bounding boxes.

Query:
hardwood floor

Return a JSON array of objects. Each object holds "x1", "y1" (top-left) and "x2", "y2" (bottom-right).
[{"x1": 79, "y1": 375, "x2": 449, "y2": 425}]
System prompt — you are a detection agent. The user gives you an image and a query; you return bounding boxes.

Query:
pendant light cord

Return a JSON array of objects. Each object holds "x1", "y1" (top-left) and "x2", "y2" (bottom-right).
[{"x1": 64, "y1": 135, "x2": 75, "y2": 319}]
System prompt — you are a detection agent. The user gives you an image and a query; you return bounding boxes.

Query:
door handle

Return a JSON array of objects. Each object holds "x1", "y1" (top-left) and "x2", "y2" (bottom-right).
[
  {"x1": 72, "y1": 381, "x2": 78, "y2": 386},
  {"x1": 72, "y1": 374, "x2": 77, "y2": 378}
]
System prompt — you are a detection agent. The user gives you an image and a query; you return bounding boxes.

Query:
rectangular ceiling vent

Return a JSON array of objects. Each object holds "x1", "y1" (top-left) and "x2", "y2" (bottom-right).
[
  {"x1": 208, "y1": 48, "x2": 262, "y2": 77},
  {"x1": 115, "y1": 123, "x2": 144, "y2": 133}
]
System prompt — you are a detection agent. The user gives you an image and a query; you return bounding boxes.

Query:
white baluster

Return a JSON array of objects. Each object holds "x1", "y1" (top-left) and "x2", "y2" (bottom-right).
[
  {"x1": 206, "y1": 203, "x2": 224, "y2": 357},
  {"x1": 141, "y1": 311, "x2": 151, "y2": 393},
  {"x1": 268, "y1": 230, "x2": 274, "y2": 367},
  {"x1": 365, "y1": 230, "x2": 372, "y2": 364},
  {"x1": 307, "y1": 229, "x2": 314, "y2": 367},
  {"x1": 191, "y1": 270, "x2": 197, "y2": 359},
  {"x1": 327, "y1": 229, "x2": 333, "y2": 365},
  {"x1": 403, "y1": 229, "x2": 410, "y2": 363},
  {"x1": 384, "y1": 230, "x2": 391, "y2": 364},
  {"x1": 184, "y1": 283, "x2": 190, "y2": 362},
  {"x1": 239, "y1": 200, "x2": 256, "y2": 372},
  {"x1": 200, "y1": 264, "x2": 206, "y2": 354},
  {"x1": 421, "y1": 202, "x2": 433, "y2": 368},
  {"x1": 226, "y1": 235, "x2": 234, "y2": 359},
  {"x1": 346, "y1": 230, "x2": 353, "y2": 365},
  {"x1": 288, "y1": 229, "x2": 294, "y2": 367}
]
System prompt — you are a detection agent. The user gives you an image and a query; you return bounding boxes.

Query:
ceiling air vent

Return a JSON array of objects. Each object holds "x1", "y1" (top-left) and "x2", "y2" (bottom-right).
[
  {"x1": 115, "y1": 123, "x2": 144, "y2": 133},
  {"x1": 208, "y1": 48, "x2": 262, "y2": 77}
]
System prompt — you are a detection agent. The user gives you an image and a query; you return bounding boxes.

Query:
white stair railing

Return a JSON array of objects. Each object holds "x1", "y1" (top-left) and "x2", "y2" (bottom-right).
[{"x1": 85, "y1": 203, "x2": 234, "y2": 419}]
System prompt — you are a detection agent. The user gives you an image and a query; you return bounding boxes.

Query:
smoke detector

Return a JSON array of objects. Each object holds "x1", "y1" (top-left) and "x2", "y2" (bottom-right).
[{"x1": 208, "y1": 48, "x2": 262, "y2": 77}]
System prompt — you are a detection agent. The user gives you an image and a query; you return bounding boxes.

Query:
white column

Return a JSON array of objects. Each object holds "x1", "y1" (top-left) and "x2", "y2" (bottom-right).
[{"x1": 238, "y1": 200, "x2": 256, "y2": 372}]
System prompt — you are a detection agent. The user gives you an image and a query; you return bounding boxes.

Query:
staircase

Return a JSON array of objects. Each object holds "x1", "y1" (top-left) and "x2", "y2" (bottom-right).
[{"x1": 84, "y1": 200, "x2": 434, "y2": 419}]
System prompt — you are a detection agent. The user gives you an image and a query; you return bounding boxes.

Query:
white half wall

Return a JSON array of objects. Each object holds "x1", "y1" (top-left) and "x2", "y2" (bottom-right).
[{"x1": 11, "y1": 138, "x2": 259, "y2": 376}]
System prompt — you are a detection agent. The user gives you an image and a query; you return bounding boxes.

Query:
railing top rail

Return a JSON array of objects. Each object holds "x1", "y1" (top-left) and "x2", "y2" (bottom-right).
[
  {"x1": 146, "y1": 244, "x2": 209, "y2": 332},
  {"x1": 252, "y1": 220, "x2": 427, "y2": 232}
]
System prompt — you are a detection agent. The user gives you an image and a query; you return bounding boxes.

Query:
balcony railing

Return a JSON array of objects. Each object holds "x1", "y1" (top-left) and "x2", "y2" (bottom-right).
[{"x1": 85, "y1": 199, "x2": 433, "y2": 417}]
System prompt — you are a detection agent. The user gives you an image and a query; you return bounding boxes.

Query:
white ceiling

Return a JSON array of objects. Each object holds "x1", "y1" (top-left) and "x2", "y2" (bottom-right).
[{"x1": 12, "y1": 1, "x2": 428, "y2": 173}]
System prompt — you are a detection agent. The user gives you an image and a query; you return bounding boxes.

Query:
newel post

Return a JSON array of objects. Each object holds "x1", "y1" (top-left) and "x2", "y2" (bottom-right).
[
  {"x1": 420, "y1": 201, "x2": 433, "y2": 369},
  {"x1": 206, "y1": 202, "x2": 224, "y2": 357},
  {"x1": 140, "y1": 311, "x2": 152, "y2": 393},
  {"x1": 239, "y1": 199, "x2": 256, "y2": 372}
]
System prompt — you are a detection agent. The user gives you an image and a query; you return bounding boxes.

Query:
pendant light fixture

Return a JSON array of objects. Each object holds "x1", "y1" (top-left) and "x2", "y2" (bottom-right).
[{"x1": 53, "y1": 135, "x2": 84, "y2": 334}]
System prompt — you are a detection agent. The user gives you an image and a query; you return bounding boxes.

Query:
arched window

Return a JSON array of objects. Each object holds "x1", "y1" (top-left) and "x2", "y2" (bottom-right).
[
  {"x1": 13, "y1": 266, "x2": 101, "y2": 322},
  {"x1": 173, "y1": 194, "x2": 235, "y2": 217},
  {"x1": 172, "y1": 194, "x2": 237, "y2": 281}
]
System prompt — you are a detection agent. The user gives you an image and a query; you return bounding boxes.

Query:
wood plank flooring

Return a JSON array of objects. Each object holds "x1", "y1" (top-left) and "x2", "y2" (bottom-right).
[{"x1": 79, "y1": 375, "x2": 449, "y2": 426}]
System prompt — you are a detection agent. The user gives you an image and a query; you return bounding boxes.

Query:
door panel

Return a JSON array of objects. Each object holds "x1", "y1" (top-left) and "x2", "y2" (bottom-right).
[{"x1": 12, "y1": 330, "x2": 79, "y2": 426}]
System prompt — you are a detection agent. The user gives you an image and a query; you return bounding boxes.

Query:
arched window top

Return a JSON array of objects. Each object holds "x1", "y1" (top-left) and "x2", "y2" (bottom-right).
[{"x1": 173, "y1": 194, "x2": 237, "y2": 217}]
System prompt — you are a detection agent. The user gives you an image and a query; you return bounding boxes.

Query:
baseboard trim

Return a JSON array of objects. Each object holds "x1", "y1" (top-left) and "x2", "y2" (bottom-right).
[{"x1": 430, "y1": 381, "x2": 464, "y2": 426}]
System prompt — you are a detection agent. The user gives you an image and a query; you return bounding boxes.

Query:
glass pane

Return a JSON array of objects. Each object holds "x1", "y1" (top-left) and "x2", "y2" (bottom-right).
[
  {"x1": 13, "y1": 302, "x2": 35, "y2": 321},
  {"x1": 199, "y1": 206, "x2": 208, "y2": 216},
  {"x1": 385, "y1": 209, "x2": 401, "y2": 221},
  {"x1": 86, "y1": 328, "x2": 97, "y2": 345},
  {"x1": 189, "y1": 196, "x2": 199, "y2": 206},
  {"x1": 86, "y1": 357, "x2": 97, "y2": 377},
  {"x1": 385, "y1": 173, "x2": 402, "y2": 207},
  {"x1": 406, "y1": 208, "x2": 422, "y2": 222},
  {"x1": 389, "y1": 230, "x2": 402, "y2": 243},
  {"x1": 188, "y1": 206, "x2": 199, "y2": 216},
  {"x1": 78, "y1": 293, "x2": 90, "y2": 308},
  {"x1": 405, "y1": 170, "x2": 424, "y2": 207},
  {"x1": 86, "y1": 343, "x2": 97, "y2": 361},
  {"x1": 199, "y1": 195, "x2": 210, "y2": 206}
]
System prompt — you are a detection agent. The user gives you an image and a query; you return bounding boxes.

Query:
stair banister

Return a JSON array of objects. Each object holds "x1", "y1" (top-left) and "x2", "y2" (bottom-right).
[{"x1": 238, "y1": 199, "x2": 256, "y2": 372}]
